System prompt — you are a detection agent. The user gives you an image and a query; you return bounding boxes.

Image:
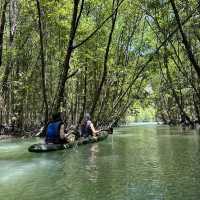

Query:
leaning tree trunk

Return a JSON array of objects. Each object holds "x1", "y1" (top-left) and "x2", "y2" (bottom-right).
[
  {"x1": 90, "y1": 0, "x2": 119, "y2": 118},
  {"x1": 169, "y1": 0, "x2": 200, "y2": 78},
  {"x1": 53, "y1": 0, "x2": 81, "y2": 113},
  {"x1": 163, "y1": 45, "x2": 193, "y2": 126},
  {"x1": 53, "y1": 0, "x2": 124, "y2": 113}
]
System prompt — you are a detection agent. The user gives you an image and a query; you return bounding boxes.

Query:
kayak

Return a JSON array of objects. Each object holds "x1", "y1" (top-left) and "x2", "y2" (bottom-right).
[{"x1": 28, "y1": 132, "x2": 108, "y2": 153}]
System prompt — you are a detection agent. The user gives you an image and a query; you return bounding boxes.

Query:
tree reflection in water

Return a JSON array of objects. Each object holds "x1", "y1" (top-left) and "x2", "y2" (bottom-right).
[{"x1": 88, "y1": 144, "x2": 99, "y2": 183}]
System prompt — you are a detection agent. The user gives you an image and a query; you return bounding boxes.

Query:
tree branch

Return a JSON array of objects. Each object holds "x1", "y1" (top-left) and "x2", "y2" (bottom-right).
[
  {"x1": 75, "y1": 0, "x2": 85, "y2": 32},
  {"x1": 66, "y1": 69, "x2": 79, "y2": 79},
  {"x1": 73, "y1": 0, "x2": 125, "y2": 49},
  {"x1": 169, "y1": 0, "x2": 200, "y2": 78}
]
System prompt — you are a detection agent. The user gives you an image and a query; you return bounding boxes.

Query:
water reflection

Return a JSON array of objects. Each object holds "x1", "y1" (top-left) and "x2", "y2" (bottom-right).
[
  {"x1": 1, "y1": 125, "x2": 200, "y2": 200},
  {"x1": 87, "y1": 144, "x2": 99, "y2": 183},
  {"x1": 156, "y1": 126, "x2": 200, "y2": 199}
]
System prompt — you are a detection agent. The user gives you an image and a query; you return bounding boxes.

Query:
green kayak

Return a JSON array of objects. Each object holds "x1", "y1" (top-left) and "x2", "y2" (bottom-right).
[{"x1": 28, "y1": 132, "x2": 109, "y2": 153}]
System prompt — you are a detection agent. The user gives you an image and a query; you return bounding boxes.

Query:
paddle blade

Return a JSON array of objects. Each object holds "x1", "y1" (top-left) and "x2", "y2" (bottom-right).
[
  {"x1": 107, "y1": 127, "x2": 113, "y2": 134},
  {"x1": 100, "y1": 127, "x2": 113, "y2": 134}
]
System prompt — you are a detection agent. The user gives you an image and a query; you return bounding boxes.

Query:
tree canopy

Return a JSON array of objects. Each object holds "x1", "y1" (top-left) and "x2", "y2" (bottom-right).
[{"x1": 0, "y1": 0, "x2": 199, "y2": 129}]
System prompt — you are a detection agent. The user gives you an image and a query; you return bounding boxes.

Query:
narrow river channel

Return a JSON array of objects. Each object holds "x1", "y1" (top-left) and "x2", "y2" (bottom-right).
[{"x1": 0, "y1": 124, "x2": 200, "y2": 200}]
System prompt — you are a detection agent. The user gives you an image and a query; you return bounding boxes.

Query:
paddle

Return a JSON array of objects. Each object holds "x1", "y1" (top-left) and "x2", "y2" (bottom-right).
[
  {"x1": 99, "y1": 127, "x2": 113, "y2": 134},
  {"x1": 35, "y1": 126, "x2": 45, "y2": 137}
]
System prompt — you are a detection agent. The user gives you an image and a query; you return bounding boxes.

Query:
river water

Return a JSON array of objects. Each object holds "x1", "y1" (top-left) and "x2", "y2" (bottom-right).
[{"x1": 0, "y1": 124, "x2": 200, "y2": 200}]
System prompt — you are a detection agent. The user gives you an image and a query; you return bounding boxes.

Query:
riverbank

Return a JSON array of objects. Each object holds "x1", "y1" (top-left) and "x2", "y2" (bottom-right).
[
  {"x1": 0, "y1": 133, "x2": 33, "y2": 140},
  {"x1": 0, "y1": 129, "x2": 39, "y2": 140}
]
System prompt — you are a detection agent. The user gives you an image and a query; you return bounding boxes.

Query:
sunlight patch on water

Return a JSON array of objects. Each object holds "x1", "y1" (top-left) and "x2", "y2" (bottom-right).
[
  {"x1": 0, "y1": 144, "x2": 22, "y2": 151},
  {"x1": 128, "y1": 122, "x2": 159, "y2": 126},
  {"x1": 0, "y1": 159, "x2": 55, "y2": 184},
  {"x1": 0, "y1": 162, "x2": 35, "y2": 183},
  {"x1": 114, "y1": 133, "x2": 138, "y2": 137}
]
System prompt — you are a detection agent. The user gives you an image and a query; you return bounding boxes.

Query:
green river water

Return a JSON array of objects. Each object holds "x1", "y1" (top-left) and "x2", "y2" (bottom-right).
[{"x1": 0, "y1": 124, "x2": 200, "y2": 200}]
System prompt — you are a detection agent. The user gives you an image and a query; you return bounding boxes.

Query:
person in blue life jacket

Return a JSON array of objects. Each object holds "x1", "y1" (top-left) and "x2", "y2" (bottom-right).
[
  {"x1": 45, "y1": 112, "x2": 71, "y2": 144},
  {"x1": 80, "y1": 113, "x2": 101, "y2": 139}
]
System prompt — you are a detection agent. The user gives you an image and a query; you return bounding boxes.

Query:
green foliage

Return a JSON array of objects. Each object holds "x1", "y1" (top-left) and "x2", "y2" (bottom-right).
[
  {"x1": 0, "y1": 0, "x2": 199, "y2": 128},
  {"x1": 127, "y1": 106, "x2": 156, "y2": 122}
]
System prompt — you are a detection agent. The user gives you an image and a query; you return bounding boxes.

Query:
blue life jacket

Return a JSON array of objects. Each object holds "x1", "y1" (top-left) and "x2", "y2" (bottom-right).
[
  {"x1": 45, "y1": 121, "x2": 64, "y2": 144},
  {"x1": 81, "y1": 120, "x2": 92, "y2": 138}
]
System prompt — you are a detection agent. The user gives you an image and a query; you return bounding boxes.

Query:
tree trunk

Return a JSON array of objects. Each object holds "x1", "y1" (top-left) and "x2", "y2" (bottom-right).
[
  {"x1": 78, "y1": 66, "x2": 87, "y2": 126},
  {"x1": 170, "y1": 0, "x2": 200, "y2": 78},
  {"x1": 0, "y1": 0, "x2": 8, "y2": 67},
  {"x1": 1, "y1": 0, "x2": 17, "y2": 96},
  {"x1": 53, "y1": 0, "x2": 81, "y2": 112},
  {"x1": 36, "y1": 0, "x2": 48, "y2": 123},
  {"x1": 162, "y1": 46, "x2": 193, "y2": 125},
  {"x1": 90, "y1": 0, "x2": 119, "y2": 118}
]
